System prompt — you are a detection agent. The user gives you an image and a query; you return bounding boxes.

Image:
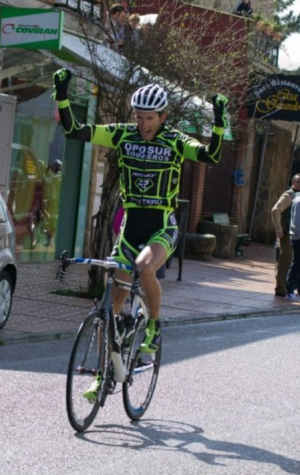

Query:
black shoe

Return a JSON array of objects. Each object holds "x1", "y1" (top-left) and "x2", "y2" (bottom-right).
[{"x1": 275, "y1": 291, "x2": 286, "y2": 297}]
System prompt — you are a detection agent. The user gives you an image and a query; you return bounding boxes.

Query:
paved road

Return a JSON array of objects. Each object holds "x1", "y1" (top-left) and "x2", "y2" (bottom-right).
[{"x1": 1, "y1": 315, "x2": 300, "y2": 474}]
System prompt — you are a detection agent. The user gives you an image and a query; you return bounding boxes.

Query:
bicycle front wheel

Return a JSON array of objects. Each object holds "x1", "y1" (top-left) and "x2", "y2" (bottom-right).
[
  {"x1": 66, "y1": 311, "x2": 108, "y2": 432},
  {"x1": 122, "y1": 305, "x2": 161, "y2": 420}
]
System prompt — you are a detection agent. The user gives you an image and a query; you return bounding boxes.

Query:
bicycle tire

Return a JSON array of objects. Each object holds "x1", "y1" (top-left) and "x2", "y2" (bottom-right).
[
  {"x1": 66, "y1": 311, "x2": 109, "y2": 432},
  {"x1": 0, "y1": 270, "x2": 13, "y2": 329},
  {"x1": 122, "y1": 296, "x2": 161, "y2": 420}
]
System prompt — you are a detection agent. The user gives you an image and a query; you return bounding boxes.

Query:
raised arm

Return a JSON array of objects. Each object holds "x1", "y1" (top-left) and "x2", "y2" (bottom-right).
[
  {"x1": 183, "y1": 94, "x2": 228, "y2": 165},
  {"x1": 53, "y1": 69, "x2": 94, "y2": 141}
]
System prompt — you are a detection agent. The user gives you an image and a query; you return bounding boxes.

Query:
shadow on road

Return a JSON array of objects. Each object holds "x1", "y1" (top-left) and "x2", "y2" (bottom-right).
[{"x1": 75, "y1": 419, "x2": 300, "y2": 473}]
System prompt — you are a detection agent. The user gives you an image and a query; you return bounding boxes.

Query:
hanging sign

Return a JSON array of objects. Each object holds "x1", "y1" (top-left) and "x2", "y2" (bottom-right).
[
  {"x1": 248, "y1": 74, "x2": 300, "y2": 122},
  {"x1": 0, "y1": 7, "x2": 64, "y2": 50}
]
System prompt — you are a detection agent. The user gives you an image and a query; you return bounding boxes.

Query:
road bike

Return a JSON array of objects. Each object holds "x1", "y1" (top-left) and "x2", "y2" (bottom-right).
[{"x1": 57, "y1": 252, "x2": 161, "y2": 432}]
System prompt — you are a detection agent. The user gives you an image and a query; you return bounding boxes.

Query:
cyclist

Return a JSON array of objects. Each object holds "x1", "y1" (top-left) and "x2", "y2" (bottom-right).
[{"x1": 53, "y1": 69, "x2": 228, "y2": 398}]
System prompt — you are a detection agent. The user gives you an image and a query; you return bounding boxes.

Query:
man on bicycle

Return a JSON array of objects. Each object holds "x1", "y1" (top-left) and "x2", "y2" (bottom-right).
[{"x1": 53, "y1": 68, "x2": 228, "y2": 374}]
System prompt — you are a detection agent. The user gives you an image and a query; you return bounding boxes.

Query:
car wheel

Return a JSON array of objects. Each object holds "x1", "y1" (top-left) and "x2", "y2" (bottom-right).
[{"x1": 0, "y1": 271, "x2": 13, "y2": 329}]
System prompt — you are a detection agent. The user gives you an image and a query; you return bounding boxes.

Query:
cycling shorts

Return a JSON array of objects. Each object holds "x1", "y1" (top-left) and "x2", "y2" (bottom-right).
[{"x1": 111, "y1": 208, "x2": 178, "y2": 271}]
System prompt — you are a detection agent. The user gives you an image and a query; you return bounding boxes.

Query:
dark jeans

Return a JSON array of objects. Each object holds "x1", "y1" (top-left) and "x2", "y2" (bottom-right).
[
  {"x1": 286, "y1": 238, "x2": 300, "y2": 294},
  {"x1": 275, "y1": 233, "x2": 292, "y2": 296},
  {"x1": 156, "y1": 264, "x2": 166, "y2": 280}
]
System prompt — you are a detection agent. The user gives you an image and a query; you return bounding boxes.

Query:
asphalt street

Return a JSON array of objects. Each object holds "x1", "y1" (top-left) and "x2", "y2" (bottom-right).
[{"x1": 1, "y1": 315, "x2": 300, "y2": 474}]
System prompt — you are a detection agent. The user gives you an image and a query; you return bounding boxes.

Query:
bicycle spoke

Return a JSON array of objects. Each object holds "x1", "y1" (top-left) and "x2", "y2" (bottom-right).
[
  {"x1": 66, "y1": 313, "x2": 108, "y2": 432},
  {"x1": 122, "y1": 299, "x2": 161, "y2": 420}
]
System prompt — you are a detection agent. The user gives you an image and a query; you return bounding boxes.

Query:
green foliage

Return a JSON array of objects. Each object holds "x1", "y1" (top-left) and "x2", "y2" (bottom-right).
[
  {"x1": 274, "y1": 0, "x2": 300, "y2": 38},
  {"x1": 275, "y1": 0, "x2": 295, "y2": 14}
]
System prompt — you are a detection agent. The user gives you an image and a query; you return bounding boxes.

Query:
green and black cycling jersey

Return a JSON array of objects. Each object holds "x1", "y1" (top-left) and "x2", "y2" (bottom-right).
[{"x1": 58, "y1": 99, "x2": 224, "y2": 212}]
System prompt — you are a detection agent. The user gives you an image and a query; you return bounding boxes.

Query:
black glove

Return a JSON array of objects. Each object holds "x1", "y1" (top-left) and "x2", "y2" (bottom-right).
[
  {"x1": 212, "y1": 94, "x2": 229, "y2": 128},
  {"x1": 53, "y1": 68, "x2": 72, "y2": 101}
]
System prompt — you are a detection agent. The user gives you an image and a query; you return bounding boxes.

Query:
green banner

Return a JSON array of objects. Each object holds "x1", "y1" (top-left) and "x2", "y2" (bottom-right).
[{"x1": 0, "y1": 7, "x2": 64, "y2": 50}]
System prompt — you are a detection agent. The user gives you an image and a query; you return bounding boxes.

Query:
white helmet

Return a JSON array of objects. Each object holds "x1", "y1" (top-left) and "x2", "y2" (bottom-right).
[{"x1": 131, "y1": 83, "x2": 168, "y2": 112}]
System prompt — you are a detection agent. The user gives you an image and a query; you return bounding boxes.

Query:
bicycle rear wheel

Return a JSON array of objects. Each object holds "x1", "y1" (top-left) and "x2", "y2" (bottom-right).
[
  {"x1": 122, "y1": 299, "x2": 161, "y2": 420},
  {"x1": 66, "y1": 311, "x2": 108, "y2": 432}
]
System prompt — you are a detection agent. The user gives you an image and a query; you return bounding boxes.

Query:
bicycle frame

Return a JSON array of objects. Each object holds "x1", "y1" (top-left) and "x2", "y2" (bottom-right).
[{"x1": 59, "y1": 252, "x2": 143, "y2": 383}]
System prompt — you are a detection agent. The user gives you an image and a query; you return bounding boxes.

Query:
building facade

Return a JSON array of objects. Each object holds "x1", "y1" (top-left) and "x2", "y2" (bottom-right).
[
  {"x1": 133, "y1": 0, "x2": 298, "y2": 243},
  {"x1": 1, "y1": 0, "x2": 297, "y2": 261}
]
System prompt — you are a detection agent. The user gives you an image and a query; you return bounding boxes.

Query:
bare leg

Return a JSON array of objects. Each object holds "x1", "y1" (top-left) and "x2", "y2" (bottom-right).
[
  {"x1": 135, "y1": 243, "x2": 167, "y2": 320},
  {"x1": 112, "y1": 270, "x2": 132, "y2": 314}
]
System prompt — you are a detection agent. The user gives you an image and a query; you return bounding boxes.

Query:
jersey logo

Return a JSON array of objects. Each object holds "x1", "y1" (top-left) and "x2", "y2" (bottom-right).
[
  {"x1": 123, "y1": 142, "x2": 173, "y2": 161},
  {"x1": 135, "y1": 177, "x2": 154, "y2": 192}
]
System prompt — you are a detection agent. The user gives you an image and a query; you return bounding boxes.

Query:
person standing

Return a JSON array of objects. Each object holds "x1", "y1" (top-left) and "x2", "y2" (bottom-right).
[
  {"x1": 272, "y1": 174, "x2": 300, "y2": 298},
  {"x1": 105, "y1": 3, "x2": 130, "y2": 51},
  {"x1": 234, "y1": 0, "x2": 253, "y2": 16},
  {"x1": 128, "y1": 13, "x2": 142, "y2": 46}
]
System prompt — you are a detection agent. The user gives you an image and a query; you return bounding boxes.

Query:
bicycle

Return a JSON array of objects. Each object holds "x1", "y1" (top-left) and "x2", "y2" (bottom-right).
[{"x1": 57, "y1": 251, "x2": 162, "y2": 433}]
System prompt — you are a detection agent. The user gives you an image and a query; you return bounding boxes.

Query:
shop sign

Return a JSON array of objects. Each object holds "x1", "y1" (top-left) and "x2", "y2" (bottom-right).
[
  {"x1": 0, "y1": 7, "x2": 64, "y2": 50},
  {"x1": 248, "y1": 74, "x2": 300, "y2": 121}
]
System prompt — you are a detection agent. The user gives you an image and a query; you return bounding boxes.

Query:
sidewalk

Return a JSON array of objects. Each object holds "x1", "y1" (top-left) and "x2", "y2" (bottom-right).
[{"x1": 1, "y1": 243, "x2": 300, "y2": 345}]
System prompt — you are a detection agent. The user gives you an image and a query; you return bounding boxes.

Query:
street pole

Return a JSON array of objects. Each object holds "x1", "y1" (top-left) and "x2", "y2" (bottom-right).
[{"x1": 288, "y1": 124, "x2": 300, "y2": 179}]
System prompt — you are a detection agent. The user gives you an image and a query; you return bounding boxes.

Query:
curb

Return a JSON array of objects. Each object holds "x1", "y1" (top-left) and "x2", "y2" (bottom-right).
[
  {"x1": 1, "y1": 307, "x2": 300, "y2": 346},
  {"x1": 162, "y1": 306, "x2": 300, "y2": 325},
  {"x1": 0, "y1": 330, "x2": 76, "y2": 346}
]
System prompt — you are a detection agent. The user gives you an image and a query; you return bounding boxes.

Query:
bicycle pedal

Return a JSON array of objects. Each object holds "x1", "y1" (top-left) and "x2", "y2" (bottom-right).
[{"x1": 106, "y1": 380, "x2": 116, "y2": 394}]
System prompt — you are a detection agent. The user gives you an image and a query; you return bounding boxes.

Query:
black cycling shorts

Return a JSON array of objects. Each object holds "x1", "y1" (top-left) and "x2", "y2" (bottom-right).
[{"x1": 111, "y1": 208, "x2": 178, "y2": 270}]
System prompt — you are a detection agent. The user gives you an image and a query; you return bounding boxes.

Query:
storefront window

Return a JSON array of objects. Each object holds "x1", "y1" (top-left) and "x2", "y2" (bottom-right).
[{"x1": 8, "y1": 90, "x2": 65, "y2": 262}]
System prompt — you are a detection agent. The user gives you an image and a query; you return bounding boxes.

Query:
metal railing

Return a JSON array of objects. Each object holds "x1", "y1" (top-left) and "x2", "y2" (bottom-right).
[{"x1": 53, "y1": 0, "x2": 104, "y2": 21}]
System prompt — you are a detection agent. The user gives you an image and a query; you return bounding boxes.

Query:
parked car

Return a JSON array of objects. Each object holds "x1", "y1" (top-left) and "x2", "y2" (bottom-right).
[{"x1": 0, "y1": 192, "x2": 17, "y2": 329}]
